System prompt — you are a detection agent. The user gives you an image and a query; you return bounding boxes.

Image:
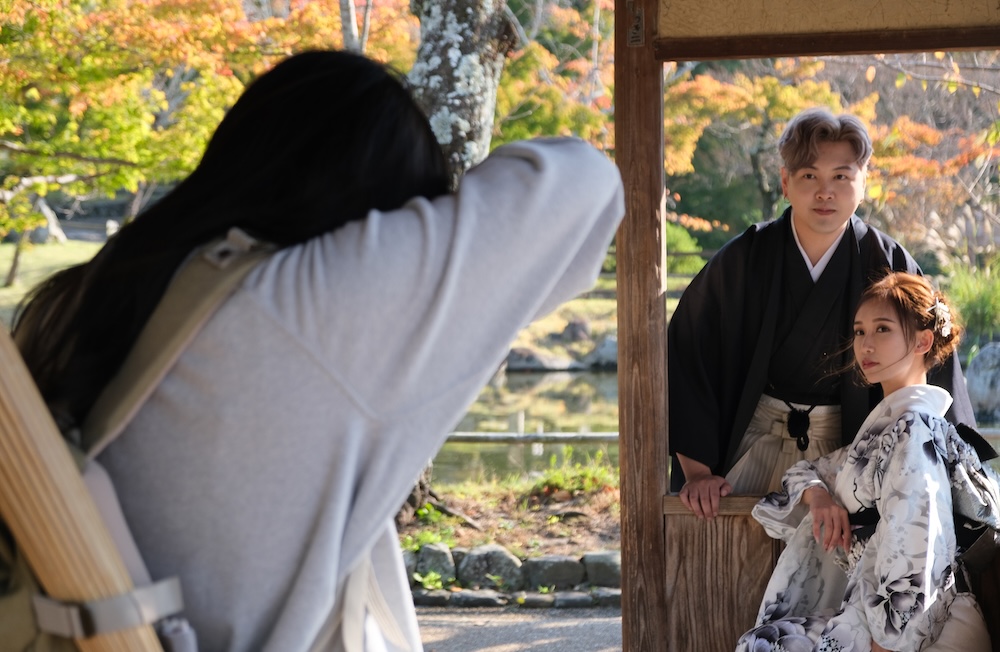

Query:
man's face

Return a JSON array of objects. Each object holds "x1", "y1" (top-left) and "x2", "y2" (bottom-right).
[{"x1": 780, "y1": 140, "x2": 867, "y2": 242}]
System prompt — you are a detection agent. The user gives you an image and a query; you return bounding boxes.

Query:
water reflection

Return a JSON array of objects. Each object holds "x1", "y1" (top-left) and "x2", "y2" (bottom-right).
[
  {"x1": 432, "y1": 441, "x2": 619, "y2": 486},
  {"x1": 438, "y1": 370, "x2": 1000, "y2": 484},
  {"x1": 456, "y1": 370, "x2": 619, "y2": 434}
]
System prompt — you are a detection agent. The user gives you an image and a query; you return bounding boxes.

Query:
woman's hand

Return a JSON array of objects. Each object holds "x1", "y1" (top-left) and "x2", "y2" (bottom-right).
[
  {"x1": 803, "y1": 486, "x2": 851, "y2": 552},
  {"x1": 871, "y1": 641, "x2": 890, "y2": 652}
]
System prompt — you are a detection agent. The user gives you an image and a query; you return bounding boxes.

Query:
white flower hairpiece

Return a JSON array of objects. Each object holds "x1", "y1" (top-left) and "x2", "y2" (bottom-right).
[{"x1": 927, "y1": 299, "x2": 952, "y2": 337}]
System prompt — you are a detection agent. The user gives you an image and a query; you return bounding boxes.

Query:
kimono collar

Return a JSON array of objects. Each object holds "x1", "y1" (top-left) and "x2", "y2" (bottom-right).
[{"x1": 880, "y1": 384, "x2": 953, "y2": 418}]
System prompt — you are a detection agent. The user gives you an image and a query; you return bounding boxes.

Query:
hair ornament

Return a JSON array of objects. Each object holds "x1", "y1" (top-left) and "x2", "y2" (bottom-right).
[{"x1": 927, "y1": 299, "x2": 952, "y2": 337}]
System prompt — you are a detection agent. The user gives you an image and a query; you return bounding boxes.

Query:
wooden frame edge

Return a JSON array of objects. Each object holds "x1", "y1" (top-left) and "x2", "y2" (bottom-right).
[
  {"x1": 663, "y1": 494, "x2": 765, "y2": 516},
  {"x1": 654, "y1": 26, "x2": 1000, "y2": 61}
]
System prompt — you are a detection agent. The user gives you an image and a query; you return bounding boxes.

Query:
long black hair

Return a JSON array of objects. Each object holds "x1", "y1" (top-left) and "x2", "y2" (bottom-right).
[{"x1": 13, "y1": 49, "x2": 449, "y2": 433}]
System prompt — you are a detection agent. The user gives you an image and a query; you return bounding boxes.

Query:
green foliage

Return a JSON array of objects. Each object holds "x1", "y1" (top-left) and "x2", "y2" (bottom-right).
[
  {"x1": 0, "y1": 0, "x2": 413, "y2": 233},
  {"x1": 412, "y1": 570, "x2": 452, "y2": 591},
  {"x1": 484, "y1": 572, "x2": 509, "y2": 591},
  {"x1": 943, "y1": 260, "x2": 1000, "y2": 354},
  {"x1": 601, "y1": 241, "x2": 616, "y2": 274},
  {"x1": 400, "y1": 528, "x2": 456, "y2": 552},
  {"x1": 911, "y1": 249, "x2": 944, "y2": 277},
  {"x1": 416, "y1": 502, "x2": 444, "y2": 525},
  {"x1": 529, "y1": 446, "x2": 617, "y2": 498},
  {"x1": 493, "y1": 41, "x2": 608, "y2": 149},
  {"x1": 668, "y1": 130, "x2": 764, "y2": 247},
  {"x1": 0, "y1": 185, "x2": 45, "y2": 240},
  {"x1": 664, "y1": 222, "x2": 704, "y2": 275},
  {"x1": 663, "y1": 59, "x2": 846, "y2": 228},
  {"x1": 400, "y1": 502, "x2": 458, "y2": 552}
]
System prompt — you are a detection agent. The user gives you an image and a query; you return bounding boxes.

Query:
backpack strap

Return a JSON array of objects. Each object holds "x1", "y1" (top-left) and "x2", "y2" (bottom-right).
[
  {"x1": 33, "y1": 576, "x2": 185, "y2": 639},
  {"x1": 81, "y1": 228, "x2": 274, "y2": 459},
  {"x1": 46, "y1": 228, "x2": 273, "y2": 650}
]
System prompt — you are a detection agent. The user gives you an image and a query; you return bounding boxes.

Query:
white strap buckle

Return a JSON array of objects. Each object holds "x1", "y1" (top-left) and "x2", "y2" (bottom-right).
[
  {"x1": 33, "y1": 576, "x2": 185, "y2": 639},
  {"x1": 203, "y1": 228, "x2": 261, "y2": 268}
]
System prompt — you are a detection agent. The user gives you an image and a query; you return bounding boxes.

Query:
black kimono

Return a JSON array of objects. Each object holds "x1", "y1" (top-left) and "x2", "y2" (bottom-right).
[{"x1": 667, "y1": 208, "x2": 975, "y2": 491}]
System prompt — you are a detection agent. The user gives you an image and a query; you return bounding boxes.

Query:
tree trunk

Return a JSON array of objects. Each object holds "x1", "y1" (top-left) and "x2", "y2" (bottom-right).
[
  {"x1": 4, "y1": 235, "x2": 25, "y2": 288},
  {"x1": 340, "y1": 0, "x2": 361, "y2": 52},
  {"x1": 34, "y1": 197, "x2": 67, "y2": 244},
  {"x1": 408, "y1": 0, "x2": 518, "y2": 188},
  {"x1": 395, "y1": 465, "x2": 437, "y2": 529},
  {"x1": 750, "y1": 148, "x2": 780, "y2": 222}
]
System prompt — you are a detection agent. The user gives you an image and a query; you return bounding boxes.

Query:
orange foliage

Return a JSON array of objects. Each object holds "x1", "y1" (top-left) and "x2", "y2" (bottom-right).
[{"x1": 666, "y1": 212, "x2": 729, "y2": 233}]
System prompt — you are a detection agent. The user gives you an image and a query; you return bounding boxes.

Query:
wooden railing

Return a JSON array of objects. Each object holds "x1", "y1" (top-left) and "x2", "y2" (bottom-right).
[{"x1": 663, "y1": 496, "x2": 781, "y2": 650}]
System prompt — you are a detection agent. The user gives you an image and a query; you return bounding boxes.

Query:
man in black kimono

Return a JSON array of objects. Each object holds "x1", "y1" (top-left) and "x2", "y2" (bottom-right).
[{"x1": 668, "y1": 108, "x2": 975, "y2": 518}]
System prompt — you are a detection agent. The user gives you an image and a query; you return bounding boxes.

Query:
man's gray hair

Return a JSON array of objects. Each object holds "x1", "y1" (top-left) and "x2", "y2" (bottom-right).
[{"x1": 778, "y1": 107, "x2": 873, "y2": 173}]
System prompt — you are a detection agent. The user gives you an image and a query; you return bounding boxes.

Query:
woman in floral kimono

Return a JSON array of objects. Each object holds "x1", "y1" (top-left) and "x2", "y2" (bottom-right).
[{"x1": 736, "y1": 272, "x2": 1000, "y2": 652}]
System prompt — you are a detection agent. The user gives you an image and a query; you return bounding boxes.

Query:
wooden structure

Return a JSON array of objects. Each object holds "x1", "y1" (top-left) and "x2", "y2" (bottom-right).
[
  {"x1": 0, "y1": 329, "x2": 162, "y2": 651},
  {"x1": 613, "y1": 0, "x2": 1000, "y2": 649}
]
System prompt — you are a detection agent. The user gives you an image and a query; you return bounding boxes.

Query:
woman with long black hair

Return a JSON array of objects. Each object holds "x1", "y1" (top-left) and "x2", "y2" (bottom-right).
[{"x1": 13, "y1": 50, "x2": 625, "y2": 651}]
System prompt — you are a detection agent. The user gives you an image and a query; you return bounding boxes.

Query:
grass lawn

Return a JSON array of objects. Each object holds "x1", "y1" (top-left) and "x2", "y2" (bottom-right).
[{"x1": 0, "y1": 241, "x2": 102, "y2": 330}]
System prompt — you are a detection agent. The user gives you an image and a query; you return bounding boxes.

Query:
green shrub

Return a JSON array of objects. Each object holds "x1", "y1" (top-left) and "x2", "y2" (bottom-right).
[
  {"x1": 416, "y1": 502, "x2": 444, "y2": 525},
  {"x1": 412, "y1": 570, "x2": 453, "y2": 590},
  {"x1": 943, "y1": 261, "x2": 1000, "y2": 355},
  {"x1": 528, "y1": 446, "x2": 618, "y2": 499},
  {"x1": 665, "y1": 222, "x2": 705, "y2": 275},
  {"x1": 400, "y1": 527, "x2": 457, "y2": 552}
]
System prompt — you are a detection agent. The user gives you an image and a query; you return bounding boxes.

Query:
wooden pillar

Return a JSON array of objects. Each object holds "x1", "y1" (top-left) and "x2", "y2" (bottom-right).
[{"x1": 614, "y1": 0, "x2": 667, "y2": 649}]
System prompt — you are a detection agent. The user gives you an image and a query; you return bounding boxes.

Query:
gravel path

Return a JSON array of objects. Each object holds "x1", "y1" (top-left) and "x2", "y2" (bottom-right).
[{"x1": 417, "y1": 606, "x2": 622, "y2": 651}]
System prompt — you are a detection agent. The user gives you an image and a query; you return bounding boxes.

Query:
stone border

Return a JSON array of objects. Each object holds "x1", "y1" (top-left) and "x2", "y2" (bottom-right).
[{"x1": 405, "y1": 544, "x2": 621, "y2": 609}]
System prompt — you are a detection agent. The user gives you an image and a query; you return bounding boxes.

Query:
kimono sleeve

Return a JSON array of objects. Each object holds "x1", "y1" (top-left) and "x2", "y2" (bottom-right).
[
  {"x1": 865, "y1": 414, "x2": 956, "y2": 650},
  {"x1": 666, "y1": 263, "x2": 727, "y2": 469},
  {"x1": 752, "y1": 447, "x2": 849, "y2": 542}
]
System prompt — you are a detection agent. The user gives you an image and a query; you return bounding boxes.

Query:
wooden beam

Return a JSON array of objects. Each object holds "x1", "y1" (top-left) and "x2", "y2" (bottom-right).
[
  {"x1": 615, "y1": 0, "x2": 669, "y2": 648},
  {"x1": 654, "y1": 27, "x2": 1000, "y2": 61}
]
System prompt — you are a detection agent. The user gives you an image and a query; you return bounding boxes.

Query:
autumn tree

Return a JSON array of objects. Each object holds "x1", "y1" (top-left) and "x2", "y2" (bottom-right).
[
  {"x1": 1, "y1": 0, "x2": 261, "y2": 284},
  {"x1": 838, "y1": 53, "x2": 1000, "y2": 269},
  {"x1": 663, "y1": 53, "x2": 999, "y2": 266},
  {"x1": 664, "y1": 58, "x2": 852, "y2": 247},
  {"x1": 0, "y1": 0, "x2": 427, "y2": 284},
  {"x1": 492, "y1": 0, "x2": 613, "y2": 150}
]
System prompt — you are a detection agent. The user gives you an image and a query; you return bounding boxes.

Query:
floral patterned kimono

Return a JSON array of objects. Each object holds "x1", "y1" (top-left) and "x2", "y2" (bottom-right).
[{"x1": 736, "y1": 384, "x2": 1000, "y2": 652}]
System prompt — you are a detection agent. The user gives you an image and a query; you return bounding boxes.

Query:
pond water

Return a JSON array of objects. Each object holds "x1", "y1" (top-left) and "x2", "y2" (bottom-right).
[
  {"x1": 431, "y1": 440, "x2": 619, "y2": 486},
  {"x1": 434, "y1": 371, "x2": 1000, "y2": 484},
  {"x1": 433, "y1": 370, "x2": 619, "y2": 484}
]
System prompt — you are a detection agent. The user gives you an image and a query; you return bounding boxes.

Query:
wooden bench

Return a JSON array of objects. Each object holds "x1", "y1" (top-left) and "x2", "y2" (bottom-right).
[{"x1": 663, "y1": 495, "x2": 1000, "y2": 651}]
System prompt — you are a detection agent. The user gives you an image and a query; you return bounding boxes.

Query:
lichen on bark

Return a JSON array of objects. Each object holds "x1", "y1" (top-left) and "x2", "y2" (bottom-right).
[{"x1": 408, "y1": 0, "x2": 518, "y2": 188}]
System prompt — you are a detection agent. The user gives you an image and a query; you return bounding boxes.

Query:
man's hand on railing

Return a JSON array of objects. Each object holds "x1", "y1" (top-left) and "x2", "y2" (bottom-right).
[{"x1": 676, "y1": 453, "x2": 732, "y2": 519}]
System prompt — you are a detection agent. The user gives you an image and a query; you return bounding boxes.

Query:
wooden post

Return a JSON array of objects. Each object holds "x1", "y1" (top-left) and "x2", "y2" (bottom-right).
[
  {"x1": 0, "y1": 328, "x2": 162, "y2": 651},
  {"x1": 615, "y1": 0, "x2": 668, "y2": 648}
]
